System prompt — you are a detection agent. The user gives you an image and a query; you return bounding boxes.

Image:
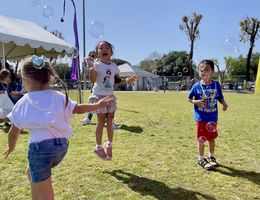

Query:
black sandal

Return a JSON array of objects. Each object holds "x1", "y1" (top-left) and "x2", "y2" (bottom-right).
[
  {"x1": 198, "y1": 158, "x2": 215, "y2": 170},
  {"x1": 208, "y1": 156, "x2": 219, "y2": 167}
]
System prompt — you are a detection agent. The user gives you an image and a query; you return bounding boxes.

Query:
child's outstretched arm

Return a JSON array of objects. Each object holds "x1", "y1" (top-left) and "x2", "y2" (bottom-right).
[
  {"x1": 219, "y1": 99, "x2": 228, "y2": 111},
  {"x1": 114, "y1": 74, "x2": 139, "y2": 84},
  {"x1": 73, "y1": 96, "x2": 113, "y2": 114},
  {"x1": 126, "y1": 75, "x2": 139, "y2": 83},
  {"x1": 85, "y1": 56, "x2": 97, "y2": 84},
  {"x1": 3, "y1": 124, "x2": 21, "y2": 159}
]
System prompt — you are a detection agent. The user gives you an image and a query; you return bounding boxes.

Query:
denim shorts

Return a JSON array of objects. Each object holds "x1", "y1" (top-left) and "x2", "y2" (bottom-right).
[{"x1": 28, "y1": 138, "x2": 68, "y2": 183}]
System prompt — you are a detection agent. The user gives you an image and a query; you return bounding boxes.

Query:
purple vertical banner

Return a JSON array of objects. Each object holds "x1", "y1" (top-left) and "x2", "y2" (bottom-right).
[{"x1": 70, "y1": 0, "x2": 80, "y2": 80}]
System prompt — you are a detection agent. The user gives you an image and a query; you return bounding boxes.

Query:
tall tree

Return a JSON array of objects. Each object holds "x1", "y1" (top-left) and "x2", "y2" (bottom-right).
[
  {"x1": 139, "y1": 52, "x2": 162, "y2": 72},
  {"x1": 239, "y1": 17, "x2": 260, "y2": 81},
  {"x1": 179, "y1": 12, "x2": 203, "y2": 78},
  {"x1": 225, "y1": 53, "x2": 260, "y2": 77},
  {"x1": 155, "y1": 51, "x2": 189, "y2": 76},
  {"x1": 212, "y1": 59, "x2": 226, "y2": 84}
]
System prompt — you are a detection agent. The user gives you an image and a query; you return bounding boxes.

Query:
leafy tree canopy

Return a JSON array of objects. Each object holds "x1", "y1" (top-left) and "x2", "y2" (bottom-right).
[
  {"x1": 139, "y1": 51, "x2": 162, "y2": 72},
  {"x1": 225, "y1": 52, "x2": 260, "y2": 76},
  {"x1": 155, "y1": 51, "x2": 190, "y2": 76}
]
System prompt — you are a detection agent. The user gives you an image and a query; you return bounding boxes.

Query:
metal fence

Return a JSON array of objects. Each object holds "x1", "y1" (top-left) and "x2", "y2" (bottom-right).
[{"x1": 57, "y1": 75, "x2": 256, "y2": 93}]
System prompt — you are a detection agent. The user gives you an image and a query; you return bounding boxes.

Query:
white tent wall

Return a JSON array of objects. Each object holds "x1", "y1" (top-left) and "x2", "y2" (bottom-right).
[{"x1": 117, "y1": 63, "x2": 158, "y2": 91}]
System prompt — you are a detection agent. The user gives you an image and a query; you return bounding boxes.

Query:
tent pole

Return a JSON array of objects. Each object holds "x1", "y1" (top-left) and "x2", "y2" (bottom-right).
[
  {"x1": 2, "y1": 43, "x2": 6, "y2": 68},
  {"x1": 82, "y1": 0, "x2": 87, "y2": 92}
]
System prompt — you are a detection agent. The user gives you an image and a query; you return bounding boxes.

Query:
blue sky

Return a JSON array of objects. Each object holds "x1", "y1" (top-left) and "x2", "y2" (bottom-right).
[{"x1": 1, "y1": 0, "x2": 260, "y2": 70}]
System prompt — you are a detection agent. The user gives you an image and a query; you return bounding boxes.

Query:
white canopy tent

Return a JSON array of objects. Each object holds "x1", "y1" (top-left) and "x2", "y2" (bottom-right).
[
  {"x1": 118, "y1": 63, "x2": 157, "y2": 78},
  {"x1": 117, "y1": 63, "x2": 158, "y2": 90},
  {"x1": 0, "y1": 15, "x2": 74, "y2": 61}
]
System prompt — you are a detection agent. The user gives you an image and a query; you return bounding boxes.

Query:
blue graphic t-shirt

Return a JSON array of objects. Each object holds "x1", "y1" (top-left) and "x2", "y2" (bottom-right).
[{"x1": 188, "y1": 80, "x2": 224, "y2": 122}]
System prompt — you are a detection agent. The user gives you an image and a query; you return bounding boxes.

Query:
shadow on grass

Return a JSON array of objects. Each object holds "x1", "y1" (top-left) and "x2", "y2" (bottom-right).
[
  {"x1": 0, "y1": 126, "x2": 10, "y2": 133},
  {"x1": 105, "y1": 170, "x2": 217, "y2": 200},
  {"x1": 82, "y1": 122, "x2": 97, "y2": 126},
  {"x1": 217, "y1": 164, "x2": 260, "y2": 185},
  {"x1": 120, "y1": 124, "x2": 143, "y2": 133},
  {"x1": 118, "y1": 108, "x2": 139, "y2": 113}
]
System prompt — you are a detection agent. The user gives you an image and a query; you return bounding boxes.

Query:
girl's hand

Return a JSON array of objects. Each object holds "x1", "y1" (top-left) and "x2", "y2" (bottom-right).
[
  {"x1": 98, "y1": 96, "x2": 113, "y2": 107},
  {"x1": 84, "y1": 56, "x2": 95, "y2": 68},
  {"x1": 3, "y1": 147, "x2": 14, "y2": 159},
  {"x1": 126, "y1": 75, "x2": 139, "y2": 83},
  {"x1": 3, "y1": 125, "x2": 20, "y2": 159}
]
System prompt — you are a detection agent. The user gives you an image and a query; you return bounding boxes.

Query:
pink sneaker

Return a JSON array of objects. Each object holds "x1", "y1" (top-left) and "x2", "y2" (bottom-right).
[
  {"x1": 93, "y1": 147, "x2": 109, "y2": 160},
  {"x1": 104, "y1": 142, "x2": 112, "y2": 160}
]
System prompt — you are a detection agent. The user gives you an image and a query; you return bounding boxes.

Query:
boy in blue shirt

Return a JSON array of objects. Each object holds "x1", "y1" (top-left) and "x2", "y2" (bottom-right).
[{"x1": 188, "y1": 59, "x2": 228, "y2": 170}]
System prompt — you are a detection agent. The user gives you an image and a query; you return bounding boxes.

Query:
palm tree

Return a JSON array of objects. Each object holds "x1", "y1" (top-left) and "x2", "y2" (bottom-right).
[
  {"x1": 239, "y1": 17, "x2": 260, "y2": 81},
  {"x1": 179, "y1": 12, "x2": 203, "y2": 78}
]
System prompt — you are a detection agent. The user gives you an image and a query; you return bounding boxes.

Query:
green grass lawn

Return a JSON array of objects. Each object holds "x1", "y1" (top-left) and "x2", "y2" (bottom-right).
[{"x1": 0, "y1": 91, "x2": 260, "y2": 200}]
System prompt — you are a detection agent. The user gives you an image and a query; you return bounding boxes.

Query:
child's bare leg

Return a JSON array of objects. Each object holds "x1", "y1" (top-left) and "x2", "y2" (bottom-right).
[
  {"x1": 26, "y1": 165, "x2": 39, "y2": 200},
  {"x1": 31, "y1": 177, "x2": 54, "y2": 200},
  {"x1": 104, "y1": 112, "x2": 114, "y2": 159},
  {"x1": 198, "y1": 142, "x2": 205, "y2": 157},
  {"x1": 208, "y1": 139, "x2": 219, "y2": 166},
  {"x1": 96, "y1": 113, "x2": 106, "y2": 145},
  {"x1": 106, "y1": 112, "x2": 115, "y2": 142},
  {"x1": 208, "y1": 139, "x2": 215, "y2": 156}
]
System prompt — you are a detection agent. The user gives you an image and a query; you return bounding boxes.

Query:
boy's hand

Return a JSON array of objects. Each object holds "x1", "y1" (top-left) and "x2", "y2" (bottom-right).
[
  {"x1": 222, "y1": 103, "x2": 228, "y2": 111},
  {"x1": 194, "y1": 99, "x2": 206, "y2": 108},
  {"x1": 98, "y1": 96, "x2": 113, "y2": 107}
]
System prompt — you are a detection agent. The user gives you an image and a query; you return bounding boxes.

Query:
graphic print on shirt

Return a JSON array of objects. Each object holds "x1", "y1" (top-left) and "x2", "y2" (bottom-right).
[
  {"x1": 199, "y1": 82, "x2": 217, "y2": 113},
  {"x1": 103, "y1": 69, "x2": 112, "y2": 88}
]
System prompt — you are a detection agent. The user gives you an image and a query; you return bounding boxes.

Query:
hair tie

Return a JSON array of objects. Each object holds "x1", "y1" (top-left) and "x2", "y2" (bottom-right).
[{"x1": 32, "y1": 55, "x2": 44, "y2": 69}]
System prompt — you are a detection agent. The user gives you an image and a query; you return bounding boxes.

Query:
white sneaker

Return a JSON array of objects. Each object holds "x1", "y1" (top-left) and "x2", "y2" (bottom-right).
[
  {"x1": 81, "y1": 118, "x2": 91, "y2": 125},
  {"x1": 112, "y1": 123, "x2": 121, "y2": 130}
]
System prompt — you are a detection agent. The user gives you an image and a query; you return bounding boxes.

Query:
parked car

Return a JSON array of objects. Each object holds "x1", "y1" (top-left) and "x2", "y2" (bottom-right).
[
  {"x1": 249, "y1": 82, "x2": 255, "y2": 91},
  {"x1": 222, "y1": 83, "x2": 234, "y2": 90}
]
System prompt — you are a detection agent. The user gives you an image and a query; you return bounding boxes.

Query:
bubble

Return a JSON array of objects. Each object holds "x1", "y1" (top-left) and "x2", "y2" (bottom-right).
[
  {"x1": 31, "y1": 0, "x2": 42, "y2": 8},
  {"x1": 198, "y1": 136, "x2": 207, "y2": 144},
  {"x1": 177, "y1": 72, "x2": 182, "y2": 77},
  {"x1": 182, "y1": 67, "x2": 189, "y2": 73},
  {"x1": 223, "y1": 36, "x2": 240, "y2": 55},
  {"x1": 42, "y1": 5, "x2": 54, "y2": 18},
  {"x1": 206, "y1": 121, "x2": 217, "y2": 132},
  {"x1": 88, "y1": 21, "x2": 105, "y2": 38},
  {"x1": 66, "y1": 47, "x2": 79, "y2": 58},
  {"x1": 45, "y1": 111, "x2": 56, "y2": 123}
]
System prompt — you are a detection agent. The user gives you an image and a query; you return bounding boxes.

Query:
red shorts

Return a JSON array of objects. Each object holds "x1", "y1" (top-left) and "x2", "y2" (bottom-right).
[{"x1": 196, "y1": 121, "x2": 218, "y2": 141}]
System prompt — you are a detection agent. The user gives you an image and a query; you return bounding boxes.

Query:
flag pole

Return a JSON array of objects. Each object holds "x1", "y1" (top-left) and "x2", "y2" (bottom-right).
[{"x1": 255, "y1": 58, "x2": 260, "y2": 94}]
